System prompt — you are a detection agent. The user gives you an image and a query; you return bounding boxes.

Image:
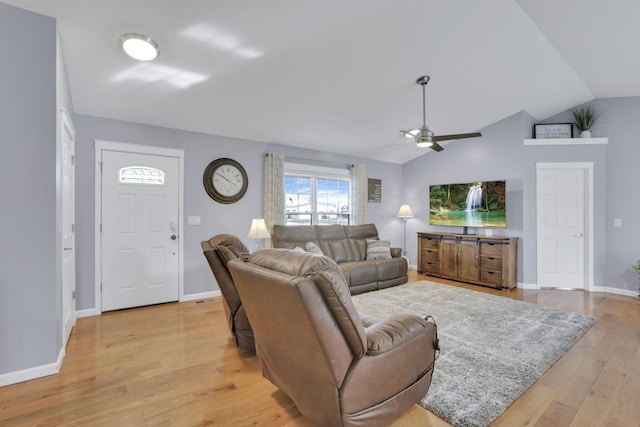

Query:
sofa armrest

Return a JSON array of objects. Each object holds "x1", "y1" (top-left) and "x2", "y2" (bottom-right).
[
  {"x1": 390, "y1": 247, "x2": 403, "y2": 258},
  {"x1": 364, "y1": 313, "x2": 430, "y2": 355}
]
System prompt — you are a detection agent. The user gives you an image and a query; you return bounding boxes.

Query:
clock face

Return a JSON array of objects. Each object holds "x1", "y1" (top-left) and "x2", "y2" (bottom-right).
[
  {"x1": 213, "y1": 164, "x2": 243, "y2": 196},
  {"x1": 203, "y1": 158, "x2": 248, "y2": 204}
]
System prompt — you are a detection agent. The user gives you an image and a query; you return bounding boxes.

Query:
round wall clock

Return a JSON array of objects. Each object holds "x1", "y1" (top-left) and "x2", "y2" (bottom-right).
[{"x1": 203, "y1": 158, "x2": 248, "y2": 204}]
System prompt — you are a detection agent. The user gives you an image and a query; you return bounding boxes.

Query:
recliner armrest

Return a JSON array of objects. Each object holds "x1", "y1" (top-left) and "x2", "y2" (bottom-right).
[
  {"x1": 364, "y1": 313, "x2": 429, "y2": 355},
  {"x1": 390, "y1": 247, "x2": 403, "y2": 258}
]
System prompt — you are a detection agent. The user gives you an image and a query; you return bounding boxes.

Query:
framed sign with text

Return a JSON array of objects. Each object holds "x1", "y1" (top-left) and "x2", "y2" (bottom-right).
[
  {"x1": 368, "y1": 178, "x2": 381, "y2": 203},
  {"x1": 533, "y1": 123, "x2": 573, "y2": 139}
]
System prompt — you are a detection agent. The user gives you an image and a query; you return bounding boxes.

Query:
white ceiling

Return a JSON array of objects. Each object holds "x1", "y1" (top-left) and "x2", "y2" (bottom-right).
[{"x1": 5, "y1": 0, "x2": 640, "y2": 163}]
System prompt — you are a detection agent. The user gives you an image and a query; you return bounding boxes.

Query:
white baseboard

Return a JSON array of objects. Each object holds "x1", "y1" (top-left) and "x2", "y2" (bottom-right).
[
  {"x1": 76, "y1": 308, "x2": 100, "y2": 318},
  {"x1": 517, "y1": 282, "x2": 638, "y2": 298},
  {"x1": 0, "y1": 347, "x2": 65, "y2": 387},
  {"x1": 517, "y1": 282, "x2": 539, "y2": 290},
  {"x1": 590, "y1": 286, "x2": 638, "y2": 298},
  {"x1": 181, "y1": 290, "x2": 221, "y2": 302},
  {"x1": 75, "y1": 292, "x2": 222, "y2": 318}
]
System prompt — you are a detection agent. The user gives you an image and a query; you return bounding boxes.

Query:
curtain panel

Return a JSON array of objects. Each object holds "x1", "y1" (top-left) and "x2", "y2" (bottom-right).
[
  {"x1": 351, "y1": 163, "x2": 366, "y2": 225},
  {"x1": 263, "y1": 152, "x2": 285, "y2": 247}
]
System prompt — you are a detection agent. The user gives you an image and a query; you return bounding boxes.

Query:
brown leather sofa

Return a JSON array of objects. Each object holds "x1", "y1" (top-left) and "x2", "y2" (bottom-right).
[
  {"x1": 271, "y1": 224, "x2": 408, "y2": 294},
  {"x1": 228, "y1": 249, "x2": 438, "y2": 427},
  {"x1": 201, "y1": 234, "x2": 254, "y2": 350}
]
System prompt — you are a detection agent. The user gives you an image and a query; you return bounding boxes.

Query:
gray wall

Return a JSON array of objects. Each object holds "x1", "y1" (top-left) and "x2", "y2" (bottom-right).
[
  {"x1": 543, "y1": 97, "x2": 640, "y2": 292},
  {"x1": 402, "y1": 99, "x2": 640, "y2": 292},
  {"x1": 74, "y1": 116, "x2": 403, "y2": 310},
  {"x1": 600, "y1": 97, "x2": 640, "y2": 291},
  {"x1": 401, "y1": 111, "x2": 530, "y2": 281},
  {"x1": 0, "y1": 3, "x2": 58, "y2": 374}
]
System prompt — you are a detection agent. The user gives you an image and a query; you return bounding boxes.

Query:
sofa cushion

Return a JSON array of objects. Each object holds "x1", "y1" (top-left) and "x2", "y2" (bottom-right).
[
  {"x1": 366, "y1": 240, "x2": 392, "y2": 260},
  {"x1": 376, "y1": 257, "x2": 409, "y2": 281},
  {"x1": 339, "y1": 261, "x2": 380, "y2": 287},
  {"x1": 326, "y1": 239, "x2": 355, "y2": 263},
  {"x1": 306, "y1": 241, "x2": 324, "y2": 255},
  {"x1": 345, "y1": 224, "x2": 381, "y2": 260},
  {"x1": 272, "y1": 225, "x2": 318, "y2": 249}
]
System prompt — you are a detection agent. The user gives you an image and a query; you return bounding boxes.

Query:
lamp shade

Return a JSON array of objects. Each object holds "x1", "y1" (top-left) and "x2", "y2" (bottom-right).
[
  {"x1": 247, "y1": 218, "x2": 270, "y2": 239},
  {"x1": 397, "y1": 204, "x2": 414, "y2": 218}
]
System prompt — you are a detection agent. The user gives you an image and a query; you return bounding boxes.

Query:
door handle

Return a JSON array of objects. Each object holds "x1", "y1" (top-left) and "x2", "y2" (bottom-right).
[
  {"x1": 171, "y1": 234, "x2": 177, "y2": 240},
  {"x1": 574, "y1": 233, "x2": 584, "y2": 237}
]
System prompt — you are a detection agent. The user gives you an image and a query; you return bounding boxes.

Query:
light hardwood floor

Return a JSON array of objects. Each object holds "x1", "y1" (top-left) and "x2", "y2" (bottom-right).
[{"x1": 1, "y1": 272, "x2": 639, "y2": 426}]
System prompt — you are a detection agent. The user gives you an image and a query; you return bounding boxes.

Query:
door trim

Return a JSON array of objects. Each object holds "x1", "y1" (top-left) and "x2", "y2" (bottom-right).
[
  {"x1": 535, "y1": 162, "x2": 594, "y2": 291},
  {"x1": 94, "y1": 140, "x2": 185, "y2": 313},
  {"x1": 60, "y1": 108, "x2": 76, "y2": 346}
]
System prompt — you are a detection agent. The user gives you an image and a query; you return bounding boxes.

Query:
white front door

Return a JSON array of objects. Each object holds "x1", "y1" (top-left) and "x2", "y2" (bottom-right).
[
  {"x1": 536, "y1": 163, "x2": 591, "y2": 289},
  {"x1": 100, "y1": 149, "x2": 180, "y2": 311},
  {"x1": 61, "y1": 109, "x2": 76, "y2": 345}
]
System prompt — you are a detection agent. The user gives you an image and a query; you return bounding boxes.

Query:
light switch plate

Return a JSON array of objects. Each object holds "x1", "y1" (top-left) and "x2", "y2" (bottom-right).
[
  {"x1": 613, "y1": 218, "x2": 622, "y2": 228},
  {"x1": 188, "y1": 216, "x2": 201, "y2": 226}
]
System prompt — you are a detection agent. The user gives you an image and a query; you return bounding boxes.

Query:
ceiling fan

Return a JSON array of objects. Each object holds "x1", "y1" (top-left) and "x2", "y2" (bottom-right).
[{"x1": 399, "y1": 75, "x2": 481, "y2": 152}]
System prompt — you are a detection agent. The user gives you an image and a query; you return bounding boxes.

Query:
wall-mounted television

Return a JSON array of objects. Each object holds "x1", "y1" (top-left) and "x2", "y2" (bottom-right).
[{"x1": 429, "y1": 180, "x2": 507, "y2": 231}]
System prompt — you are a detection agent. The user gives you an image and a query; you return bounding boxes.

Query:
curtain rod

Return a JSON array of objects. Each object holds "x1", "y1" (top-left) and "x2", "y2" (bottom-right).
[{"x1": 284, "y1": 155, "x2": 351, "y2": 170}]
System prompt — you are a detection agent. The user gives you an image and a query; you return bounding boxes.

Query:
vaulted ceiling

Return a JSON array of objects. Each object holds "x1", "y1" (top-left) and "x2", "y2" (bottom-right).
[{"x1": 5, "y1": 0, "x2": 640, "y2": 163}]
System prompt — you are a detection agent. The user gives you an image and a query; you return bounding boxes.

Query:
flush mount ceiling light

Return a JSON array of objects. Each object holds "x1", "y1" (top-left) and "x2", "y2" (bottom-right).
[{"x1": 120, "y1": 33, "x2": 160, "y2": 61}]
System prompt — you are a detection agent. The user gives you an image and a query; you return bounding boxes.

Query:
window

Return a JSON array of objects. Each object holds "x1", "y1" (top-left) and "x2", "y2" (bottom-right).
[
  {"x1": 119, "y1": 166, "x2": 165, "y2": 184},
  {"x1": 285, "y1": 163, "x2": 351, "y2": 225}
]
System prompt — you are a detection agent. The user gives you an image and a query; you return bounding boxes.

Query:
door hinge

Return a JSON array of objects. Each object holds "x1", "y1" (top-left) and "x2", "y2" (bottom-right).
[
  {"x1": 100, "y1": 223, "x2": 102, "y2": 233},
  {"x1": 71, "y1": 223, "x2": 75, "y2": 233},
  {"x1": 72, "y1": 290, "x2": 76, "y2": 300},
  {"x1": 71, "y1": 155, "x2": 75, "y2": 166},
  {"x1": 100, "y1": 283, "x2": 103, "y2": 292}
]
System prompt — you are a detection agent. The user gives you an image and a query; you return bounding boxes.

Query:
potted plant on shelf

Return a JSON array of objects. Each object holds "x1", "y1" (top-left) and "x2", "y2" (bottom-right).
[{"x1": 572, "y1": 103, "x2": 601, "y2": 138}]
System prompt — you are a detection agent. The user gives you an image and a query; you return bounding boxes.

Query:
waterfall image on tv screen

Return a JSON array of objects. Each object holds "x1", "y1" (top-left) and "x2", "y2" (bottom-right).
[{"x1": 429, "y1": 180, "x2": 507, "y2": 228}]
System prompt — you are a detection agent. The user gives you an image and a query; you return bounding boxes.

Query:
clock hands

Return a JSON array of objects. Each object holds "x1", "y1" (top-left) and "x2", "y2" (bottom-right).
[{"x1": 216, "y1": 173, "x2": 238, "y2": 187}]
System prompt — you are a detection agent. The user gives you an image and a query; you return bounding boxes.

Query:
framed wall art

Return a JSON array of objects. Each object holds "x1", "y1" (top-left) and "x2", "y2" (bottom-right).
[{"x1": 533, "y1": 123, "x2": 573, "y2": 139}]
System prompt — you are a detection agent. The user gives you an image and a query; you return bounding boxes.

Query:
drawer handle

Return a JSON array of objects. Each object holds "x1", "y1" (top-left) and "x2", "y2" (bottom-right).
[
  {"x1": 487, "y1": 271, "x2": 495, "y2": 275},
  {"x1": 488, "y1": 257, "x2": 495, "y2": 260}
]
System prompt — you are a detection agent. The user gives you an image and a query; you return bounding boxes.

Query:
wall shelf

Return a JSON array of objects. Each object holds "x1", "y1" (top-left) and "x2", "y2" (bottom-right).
[{"x1": 524, "y1": 137, "x2": 608, "y2": 146}]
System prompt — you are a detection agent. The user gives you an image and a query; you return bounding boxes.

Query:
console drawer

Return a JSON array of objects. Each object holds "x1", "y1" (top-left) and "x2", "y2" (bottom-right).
[
  {"x1": 481, "y1": 269, "x2": 503, "y2": 285},
  {"x1": 480, "y1": 242, "x2": 503, "y2": 256},
  {"x1": 422, "y1": 248, "x2": 439, "y2": 262},
  {"x1": 480, "y1": 256, "x2": 502, "y2": 271},
  {"x1": 421, "y1": 260, "x2": 439, "y2": 274},
  {"x1": 421, "y1": 237, "x2": 439, "y2": 249}
]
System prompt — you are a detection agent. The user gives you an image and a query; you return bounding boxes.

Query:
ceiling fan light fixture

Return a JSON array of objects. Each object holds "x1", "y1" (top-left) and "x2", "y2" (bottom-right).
[
  {"x1": 415, "y1": 126, "x2": 434, "y2": 147},
  {"x1": 120, "y1": 33, "x2": 160, "y2": 61}
]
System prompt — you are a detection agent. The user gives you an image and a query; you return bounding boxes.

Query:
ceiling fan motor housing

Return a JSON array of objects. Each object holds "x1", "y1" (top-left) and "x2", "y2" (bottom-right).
[{"x1": 416, "y1": 126, "x2": 434, "y2": 147}]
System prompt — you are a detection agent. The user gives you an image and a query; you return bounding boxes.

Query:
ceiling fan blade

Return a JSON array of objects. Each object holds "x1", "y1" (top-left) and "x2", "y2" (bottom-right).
[
  {"x1": 433, "y1": 132, "x2": 482, "y2": 142},
  {"x1": 430, "y1": 142, "x2": 444, "y2": 152},
  {"x1": 399, "y1": 129, "x2": 418, "y2": 138},
  {"x1": 379, "y1": 141, "x2": 413, "y2": 149}
]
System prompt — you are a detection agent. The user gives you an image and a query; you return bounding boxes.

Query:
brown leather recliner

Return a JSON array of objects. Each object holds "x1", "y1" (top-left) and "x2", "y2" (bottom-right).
[
  {"x1": 201, "y1": 234, "x2": 254, "y2": 350},
  {"x1": 228, "y1": 249, "x2": 438, "y2": 427}
]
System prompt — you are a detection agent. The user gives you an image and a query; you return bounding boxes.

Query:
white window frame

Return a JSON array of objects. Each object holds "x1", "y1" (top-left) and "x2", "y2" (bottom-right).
[{"x1": 285, "y1": 162, "x2": 351, "y2": 226}]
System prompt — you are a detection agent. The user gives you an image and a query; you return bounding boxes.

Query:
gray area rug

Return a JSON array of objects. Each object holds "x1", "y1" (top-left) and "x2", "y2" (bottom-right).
[{"x1": 351, "y1": 281, "x2": 596, "y2": 427}]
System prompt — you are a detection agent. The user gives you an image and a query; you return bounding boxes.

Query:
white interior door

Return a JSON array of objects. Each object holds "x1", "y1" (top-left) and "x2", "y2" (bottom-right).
[
  {"x1": 61, "y1": 109, "x2": 76, "y2": 345},
  {"x1": 536, "y1": 163, "x2": 591, "y2": 289},
  {"x1": 100, "y1": 150, "x2": 180, "y2": 311}
]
